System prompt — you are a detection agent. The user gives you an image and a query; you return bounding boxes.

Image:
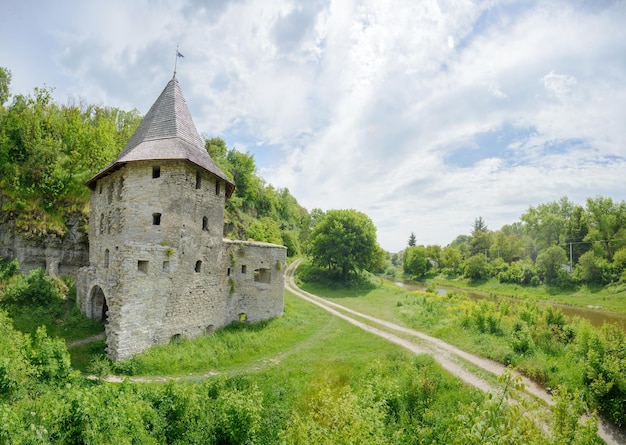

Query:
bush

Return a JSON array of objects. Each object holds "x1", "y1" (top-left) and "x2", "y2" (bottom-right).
[
  {"x1": 1, "y1": 269, "x2": 65, "y2": 307},
  {"x1": 463, "y1": 254, "x2": 488, "y2": 281},
  {"x1": 0, "y1": 258, "x2": 19, "y2": 282}
]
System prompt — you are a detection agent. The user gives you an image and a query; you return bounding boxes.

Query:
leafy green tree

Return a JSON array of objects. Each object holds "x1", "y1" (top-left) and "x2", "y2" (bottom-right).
[
  {"x1": 407, "y1": 232, "x2": 416, "y2": 247},
  {"x1": 536, "y1": 246, "x2": 568, "y2": 285},
  {"x1": 309, "y1": 209, "x2": 380, "y2": 278},
  {"x1": 0, "y1": 66, "x2": 11, "y2": 105},
  {"x1": 521, "y1": 198, "x2": 570, "y2": 249},
  {"x1": 227, "y1": 149, "x2": 260, "y2": 209},
  {"x1": 471, "y1": 217, "x2": 491, "y2": 255},
  {"x1": 403, "y1": 246, "x2": 431, "y2": 278},
  {"x1": 575, "y1": 251, "x2": 613, "y2": 285},
  {"x1": 0, "y1": 85, "x2": 141, "y2": 237},
  {"x1": 464, "y1": 253, "x2": 488, "y2": 281},
  {"x1": 490, "y1": 225, "x2": 525, "y2": 263},
  {"x1": 441, "y1": 245, "x2": 463, "y2": 276},
  {"x1": 449, "y1": 234, "x2": 472, "y2": 259},
  {"x1": 585, "y1": 196, "x2": 626, "y2": 261},
  {"x1": 245, "y1": 217, "x2": 283, "y2": 245},
  {"x1": 563, "y1": 205, "x2": 590, "y2": 264},
  {"x1": 612, "y1": 246, "x2": 626, "y2": 276},
  {"x1": 205, "y1": 136, "x2": 231, "y2": 177},
  {"x1": 426, "y1": 244, "x2": 442, "y2": 267}
]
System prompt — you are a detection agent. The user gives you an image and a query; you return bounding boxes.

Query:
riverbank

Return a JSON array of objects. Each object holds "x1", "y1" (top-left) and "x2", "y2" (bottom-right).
[{"x1": 421, "y1": 275, "x2": 626, "y2": 313}]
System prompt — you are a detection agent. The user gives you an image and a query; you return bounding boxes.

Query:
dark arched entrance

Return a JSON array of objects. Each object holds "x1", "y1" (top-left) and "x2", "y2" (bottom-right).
[{"x1": 90, "y1": 286, "x2": 109, "y2": 324}]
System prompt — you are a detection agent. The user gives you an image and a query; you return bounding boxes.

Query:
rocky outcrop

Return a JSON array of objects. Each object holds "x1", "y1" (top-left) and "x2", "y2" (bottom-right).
[{"x1": 0, "y1": 214, "x2": 89, "y2": 278}]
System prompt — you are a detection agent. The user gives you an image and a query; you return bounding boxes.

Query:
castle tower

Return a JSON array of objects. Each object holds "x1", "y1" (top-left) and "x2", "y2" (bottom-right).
[{"x1": 76, "y1": 76, "x2": 258, "y2": 361}]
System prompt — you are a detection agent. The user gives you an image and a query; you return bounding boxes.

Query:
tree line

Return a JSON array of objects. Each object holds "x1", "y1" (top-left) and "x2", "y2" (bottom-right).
[{"x1": 400, "y1": 196, "x2": 626, "y2": 288}]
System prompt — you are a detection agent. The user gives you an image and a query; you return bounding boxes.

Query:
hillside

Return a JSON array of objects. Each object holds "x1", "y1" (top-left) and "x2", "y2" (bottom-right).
[{"x1": 0, "y1": 69, "x2": 309, "y2": 257}]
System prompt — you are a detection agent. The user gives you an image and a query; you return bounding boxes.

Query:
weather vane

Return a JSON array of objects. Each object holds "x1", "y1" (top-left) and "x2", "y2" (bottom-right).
[{"x1": 174, "y1": 45, "x2": 184, "y2": 77}]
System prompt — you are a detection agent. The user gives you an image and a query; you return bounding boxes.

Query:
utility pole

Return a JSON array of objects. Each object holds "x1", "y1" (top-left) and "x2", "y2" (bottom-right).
[{"x1": 569, "y1": 242, "x2": 573, "y2": 274}]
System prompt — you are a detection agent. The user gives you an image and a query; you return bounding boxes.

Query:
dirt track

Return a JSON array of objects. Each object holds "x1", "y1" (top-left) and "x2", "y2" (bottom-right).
[{"x1": 285, "y1": 259, "x2": 625, "y2": 445}]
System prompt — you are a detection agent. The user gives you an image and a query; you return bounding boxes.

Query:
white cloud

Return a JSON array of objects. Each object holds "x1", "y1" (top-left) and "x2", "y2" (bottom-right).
[
  {"x1": 541, "y1": 72, "x2": 577, "y2": 98},
  {"x1": 1, "y1": 0, "x2": 625, "y2": 251}
]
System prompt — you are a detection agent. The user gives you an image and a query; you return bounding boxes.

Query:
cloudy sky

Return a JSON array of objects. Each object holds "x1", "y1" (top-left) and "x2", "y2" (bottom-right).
[{"x1": 1, "y1": 0, "x2": 625, "y2": 252}]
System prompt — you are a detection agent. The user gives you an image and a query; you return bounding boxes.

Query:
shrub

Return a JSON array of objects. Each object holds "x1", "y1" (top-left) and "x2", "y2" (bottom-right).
[
  {"x1": 2, "y1": 268, "x2": 64, "y2": 307},
  {"x1": 0, "y1": 258, "x2": 19, "y2": 282}
]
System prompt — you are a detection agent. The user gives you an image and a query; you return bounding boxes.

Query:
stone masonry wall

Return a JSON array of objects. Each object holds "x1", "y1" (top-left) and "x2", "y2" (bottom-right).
[
  {"x1": 76, "y1": 159, "x2": 282, "y2": 361},
  {"x1": 224, "y1": 240, "x2": 287, "y2": 323}
]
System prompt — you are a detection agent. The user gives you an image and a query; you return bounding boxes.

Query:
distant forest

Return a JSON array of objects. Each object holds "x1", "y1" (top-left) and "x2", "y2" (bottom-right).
[{"x1": 399, "y1": 195, "x2": 626, "y2": 288}]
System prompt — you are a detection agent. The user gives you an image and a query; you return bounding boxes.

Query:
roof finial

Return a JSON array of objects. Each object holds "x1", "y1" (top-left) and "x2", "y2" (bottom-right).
[{"x1": 174, "y1": 45, "x2": 184, "y2": 77}]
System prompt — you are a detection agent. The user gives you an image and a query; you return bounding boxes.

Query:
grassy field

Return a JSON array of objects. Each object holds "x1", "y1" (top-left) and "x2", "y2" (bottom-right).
[
  {"x1": 78, "y1": 291, "x2": 492, "y2": 443},
  {"x1": 297, "y1": 261, "x2": 626, "y2": 433},
  {"x1": 2, "y1": 265, "x2": 609, "y2": 443},
  {"x1": 429, "y1": 275, "x2": 626, "y2": 313}
]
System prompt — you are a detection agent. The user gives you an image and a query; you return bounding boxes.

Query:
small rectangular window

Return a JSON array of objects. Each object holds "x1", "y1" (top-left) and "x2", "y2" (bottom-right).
[
  {"x1": 227, "y1": 267, "x2": 231, "y2": 276},
  {"x1": 241, "y1": 265, "x2": 247, "y2": 274},
  {"x1": 138, "y1": 260, "x2": 149, "y2": 274},
  {"x1": 153, "y1": 213, "x2": 161, "y2": 225},
  {"x1": 254, "y1": 268, "x2": 271, "y2": 283},
  {"x1": 215, "y1": 180, "x2": 221, "y2": 195},
  {"x1": 152, "y1": 166, "x2": 161, "y2": 178},
  {"x1": 196, "y1": 171, "x2": 202, "y2": 189},
  {"x1": 163, "y1": 261, "x2": 170, "y2": 273}
]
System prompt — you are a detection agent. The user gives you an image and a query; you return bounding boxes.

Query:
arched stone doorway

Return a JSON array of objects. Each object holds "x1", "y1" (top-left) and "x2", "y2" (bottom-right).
[{"x1": 90, "y1": 286, "x2": 109, "y2": 323}]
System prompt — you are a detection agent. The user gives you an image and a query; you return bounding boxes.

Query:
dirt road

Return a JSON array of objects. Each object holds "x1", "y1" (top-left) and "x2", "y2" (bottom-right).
[{"x1": 285, "y1": 259, "x2": 625, "y2": 445}]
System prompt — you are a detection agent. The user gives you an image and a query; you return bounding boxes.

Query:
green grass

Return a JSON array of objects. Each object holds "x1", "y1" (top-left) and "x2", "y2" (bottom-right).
[
  {"x1": 75, "y1": 289, "x2": 486, "y2": 443},
  {"x1": 112, "y1": 290, "x2": 415, "y2": 378},
  {"x1": 70, "y1": 339, "x2": 107, "y2": 372},
  {"x1": 8, "y1": 300, "x2": 104, "y2": 342},
  {"x1": 297, "y1": 261, "x2": 626, "y2": 433},
  {"x1": 430, "y1": 275, "x2": 626, "y2": 313}
]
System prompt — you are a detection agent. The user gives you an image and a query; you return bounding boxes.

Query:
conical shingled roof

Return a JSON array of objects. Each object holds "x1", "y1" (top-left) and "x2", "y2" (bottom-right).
[{"x1": 86, "y1": 77, "x2": 235, "y2": 198}]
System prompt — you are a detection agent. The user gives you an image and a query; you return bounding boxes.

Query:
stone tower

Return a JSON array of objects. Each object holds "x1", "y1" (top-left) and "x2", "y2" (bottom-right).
[{"x1": 77, "y1": 77, "x2": 286, "y2": 361}]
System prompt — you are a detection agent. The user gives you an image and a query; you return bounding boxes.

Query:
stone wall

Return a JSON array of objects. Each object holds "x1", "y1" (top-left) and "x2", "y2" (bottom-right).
[
  {"x1": 76, "y1": 159, "x2": 286, "y2": 361},
  {"x1": 224, "y1": 239, "x2": 286, "y2": 323}
]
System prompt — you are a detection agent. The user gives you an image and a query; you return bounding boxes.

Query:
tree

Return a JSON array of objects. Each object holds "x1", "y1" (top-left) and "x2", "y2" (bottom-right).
[
  {"x1": 489, "y1": 226, "x2": 525, "y2": 263},
  {"x1": 470, "y1": 217, "x2": 491, "y2": 256},
  {"x1": 426, "y1": 244, "x2": 442, "y2": 268},
  {"x1": 585, "y1": 196, "x2": 626, "y2": 261},
  {"x1": 563, "y1": 205, "x2": 590, "y2": 265},
  {"x1": 536, "y1": 245, "x2": 567, "y2": 284},
  {"x1": 464, "y1": 253, "x2": 488, "y2": 281},
  {"x1": 407, "y1": 232, "x2": 416, "y2": 247},
  {"x1": 309, "y1": 209, "x2": 380, "y2": 278},
  {"x1": 205, "y1": 136, "x2": 231, "y2": 177},
  {"x1": 521, "y1": 197, "x2": 574, "y2": 251},
  {"x1": 0, "y1": 66, "x2": 11, "y2": 105},
  {"x1": 226, "y1": 149, "x2": 261, "y2": 210},
  {"x1": 441, "y1": 245, "x2": 463, "y2": 275},
  {"x1": 403, "y1": 246, "x2": 431, "y2": 278}
]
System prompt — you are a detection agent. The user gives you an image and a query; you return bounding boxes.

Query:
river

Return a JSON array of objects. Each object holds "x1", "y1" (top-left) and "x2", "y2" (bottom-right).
[{"x1": 391, "y1": 280, "x2": 626, "y2": 331}]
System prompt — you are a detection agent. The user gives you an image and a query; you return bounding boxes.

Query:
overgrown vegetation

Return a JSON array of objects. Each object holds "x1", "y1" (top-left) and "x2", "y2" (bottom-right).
[
  {"x1": 297, "y1": 260, "x2": 626, "y2": 433},
  {"x1": 0, "y1": 73, "x2": 141, "y2": 237},
  {"x1": 0, "y1": 260, "x2": 605, "y2": 443},
  {"x1": 206, "y1": 137, "x2": 310, "y2": 256},
  {"x1": 0, "y1": 258, "x2": 102, "y2": 342}
]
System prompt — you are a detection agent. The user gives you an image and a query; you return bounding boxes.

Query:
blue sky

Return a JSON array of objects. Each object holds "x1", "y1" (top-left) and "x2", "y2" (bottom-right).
[{"x1": 1, "y1": 0, "x2": 625, "y2": 252}]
